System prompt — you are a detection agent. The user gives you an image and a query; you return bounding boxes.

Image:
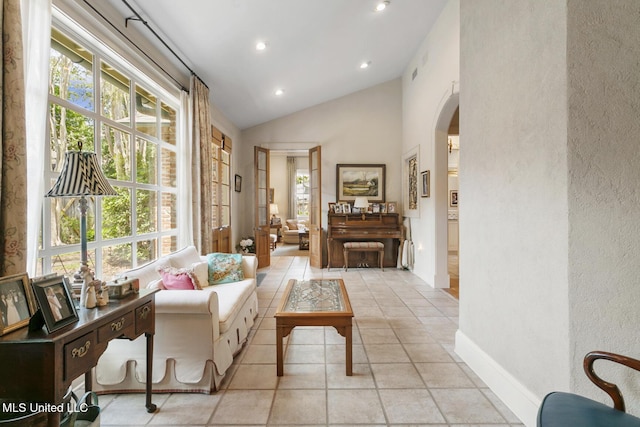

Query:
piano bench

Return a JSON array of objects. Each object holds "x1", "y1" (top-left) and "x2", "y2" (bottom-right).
[{"x1": 343, "y1": 241, "x2": 384, "y2": 271}]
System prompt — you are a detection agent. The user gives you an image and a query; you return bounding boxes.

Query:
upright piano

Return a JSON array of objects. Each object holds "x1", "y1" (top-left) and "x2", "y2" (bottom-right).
[{"x1": 327, "y1": 212, "x2": 404, "y2": 270}]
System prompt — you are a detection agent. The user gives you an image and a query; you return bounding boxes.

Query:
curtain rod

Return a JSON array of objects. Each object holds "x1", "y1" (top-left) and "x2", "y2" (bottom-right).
[{"x1": 121, "y1": 0, "x2": 209, "y2": 90}]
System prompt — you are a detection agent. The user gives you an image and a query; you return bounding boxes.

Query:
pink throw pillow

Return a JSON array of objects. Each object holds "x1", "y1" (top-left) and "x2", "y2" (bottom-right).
[{"x1": 157, "y1": 266, "x2": 199, "y2": 290}]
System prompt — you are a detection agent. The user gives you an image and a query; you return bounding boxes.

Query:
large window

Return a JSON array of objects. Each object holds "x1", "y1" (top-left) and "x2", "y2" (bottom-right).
[
  {"x1": 39, "y1": 26, "x2": 180, "y2": 279},
  {"x1": 296, "y1": 170, "x2": 310, "y2": 218}
]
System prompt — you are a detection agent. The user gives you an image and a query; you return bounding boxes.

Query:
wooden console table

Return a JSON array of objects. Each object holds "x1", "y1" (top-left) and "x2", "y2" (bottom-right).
[{"x1": 0, "y1": 289, "x2": 159, "y2": 427}]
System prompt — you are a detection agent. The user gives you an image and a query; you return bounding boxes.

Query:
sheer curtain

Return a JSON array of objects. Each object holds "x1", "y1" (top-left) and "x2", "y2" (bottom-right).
[
  {"x1": 22, "y1": 0, "x2": 51, "y2": 275},
  {"x1": 190, "y1": 76, "x2": 213, "y2": 254},
  {"x1": 177, "y1": 89, "x2": 193, "y2": 248},
  {"x1": 287, "y1": 156, "x2": 296, "y2": 219}
]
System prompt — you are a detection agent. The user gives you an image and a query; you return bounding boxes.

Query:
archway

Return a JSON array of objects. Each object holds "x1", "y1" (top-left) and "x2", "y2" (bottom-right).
[{"x1": 433, "y1": 92, "x2": 459, "y2": 289}]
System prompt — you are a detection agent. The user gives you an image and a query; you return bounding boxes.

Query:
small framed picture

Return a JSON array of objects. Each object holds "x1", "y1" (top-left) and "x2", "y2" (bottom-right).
[
  {"x1": 31, "y1": 274, "x2": 78, "y2": 333},
  {"x1": 387, "y1": 202, "x2": 397, "y2": 213},
  {"x1": 372, "y1": 203, "x2": 380, "y2": 213},
  {"x1": 234, "y1": 174, "x2": 242, "y2": 192},
  {"x1": 450, "y1": 190, "x2": 458, "y2": 207},
  {"x1": 328, "y1": 202, "x2": 336, "y2": 213},
  {"x1": 342, "y1": 203, "x2": 351, "y2": 214},
  {"x1": 0, "y1": 273, "x2": 37, "y2": 336},
  {"x1": 380, "y1": 203, "x2": 387, "y2": 213},
  {"x1": 334, "y1": 203, "x2": 343, "y2": 214},
  {"x1": 421, "y1": 170, "x2": 430, "y2": 198}
]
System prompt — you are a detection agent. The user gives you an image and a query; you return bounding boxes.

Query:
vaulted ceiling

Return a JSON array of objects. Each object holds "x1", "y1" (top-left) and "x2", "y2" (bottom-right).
[{"x1": 108, "y1": 0, "x2": 448, "y2": 129}]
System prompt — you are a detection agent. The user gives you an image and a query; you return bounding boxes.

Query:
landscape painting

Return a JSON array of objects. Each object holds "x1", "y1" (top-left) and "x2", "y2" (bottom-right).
[{"x1": 336, "y1": 164, "x2": 386, "y2": 203}]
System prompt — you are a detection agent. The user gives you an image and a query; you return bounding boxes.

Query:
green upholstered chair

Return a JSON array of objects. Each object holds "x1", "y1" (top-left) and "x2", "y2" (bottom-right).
[{"x1": 538, "y1": 351, "x2": 640, "y2": 427}]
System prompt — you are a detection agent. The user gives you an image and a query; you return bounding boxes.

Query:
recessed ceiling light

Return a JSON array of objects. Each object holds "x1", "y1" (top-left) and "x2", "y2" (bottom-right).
[
  {"x1": 375, "y1": 1, "x2": 389, "y2": 12},
  {"x1": 275, "y1": 88, "x2": 284, "y2": 96},
  {"x1": 360, "y1": 61, "x2": 371, "y2": 69},
  {"x1": 256, "y1": 41, "x2": 267, "y2": 51}
]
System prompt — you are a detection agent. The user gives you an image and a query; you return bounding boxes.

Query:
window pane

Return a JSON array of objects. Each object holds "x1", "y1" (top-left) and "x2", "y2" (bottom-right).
[
  {"x1": 102, "y1": 243, "x2": 132, "y2": 279},
  {"x1": 137, "y1": 239, "x2": 158, "y2": 265},
  {"x1": 101, "y1": 124, "x2": 131, "y2": 181},
  {"x1": 135, "y1": 85, "x2": 157, "y2": 138},
  {"x1": 51, "y1": 250, "x2": 88, "y2": 277},
  {"x1": 50, "y1": 29, "x2": 94, "y2": 111},
  {"x1": 136, "y1": 189, "x2": 157, "y2": 234},
  {"x1": 136, "y1": 137, "x2": 157, "y2": 184},
  {"x1": 221, "y1": 206, "x2": 230, "y2": 227},
  {"x1": 102, "y1": 187, "x2": 132, "y2": 239},
  {"x1": 50, "y1": 196, "x2": 95, "y2": 246},
  {"x1": 161, "y1": 148, "x2": 176, "y2": 187},
  {"x1": 161, "y1": 192, "x2": 176, "y2": 231},
  {"x1": 101, "y1": 60, "x2": 130, "y2": 123},
  {"x1": 49, "y1": 103, "x2": 95, "y2": 172},
  {"x1": 161, "y1": 102, "x2": 176, "y2": 145}
]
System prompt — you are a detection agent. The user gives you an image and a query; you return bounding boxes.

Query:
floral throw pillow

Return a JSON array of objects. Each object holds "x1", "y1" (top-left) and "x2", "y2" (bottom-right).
[
  {"x1": 207, "y1": 253, "x2": 245, "y2": 285},
  {"x1": 157, "y1": 266, "x2": 201, "y2": 290}
]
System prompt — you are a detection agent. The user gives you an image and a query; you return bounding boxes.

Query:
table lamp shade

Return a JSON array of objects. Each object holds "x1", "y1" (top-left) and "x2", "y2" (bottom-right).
[
  {"x1": 46, "y1": 151, "x2": 116, "y2": 197},
  {"x1": 353, "y1": 197, "x2": 369, "y2": 209},
  {"x1": 270, "y1": 203, "x2": 279, "y2": 215}
]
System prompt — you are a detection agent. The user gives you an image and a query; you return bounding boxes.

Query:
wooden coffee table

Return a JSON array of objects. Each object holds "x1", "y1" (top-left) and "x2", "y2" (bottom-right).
[{"x1": 275, "y1": 279, "x2": 353, "y2": 376}]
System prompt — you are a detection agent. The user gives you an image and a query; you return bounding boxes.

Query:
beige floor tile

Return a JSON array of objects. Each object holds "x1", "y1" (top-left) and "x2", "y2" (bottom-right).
[
  {"x1": 288, "y1": 327, "x2": 325, "y2": 344},
  {"x1": 148, "y1": 393, "x2": 221, "y2": 425},
  {"x1": 379, "y1": 389, "x2": 446, "y2": 424},
  {"x1": 359, "y1": 328, "x2": 400, "y2": 344},
  {"x1": 228, "y1": 364, "x2": 279, "y2": 389},
  {"x1": 269, "y1": 389, "x2": 327, "y2": 424},
  {"x1": 242, "y1": 344, "x2": 277, "y2": 364},
  {"x1": 364, "y1": 343, "x2": 410, "y2": 363},
  {"x1": 326, "y1": 363, "x2": 376, "y2": 389},
  {"x1": 416, "y1": 362, "x2": 476, "y2": 388},
  {"x1": 356, "y1": 317, "x2": 391, "y2": 329},
  {"x1": 430, "y1": 388, "x2": 506, "y2": 424},
  {"x1": 211, "y1": 390, "x2": 274, "y2": 425},
  {"x1": 278, "y1": 363, "x2": 326, "y2": 389},
  {"x1": 393, "y1": 327, "x2": 436, "y2": 344},
  {"x1": 250, "y1": 328, "x2": 276, "y2": 345},
  {"x1": 327, "y1": 389, "x2": 386, "y2": 424},
  {"x1": 371, "y1": 363, "x2": 425, "y2": 388},
  {"x1": 326, "y1": 343, "x2": 368, "y2": 364},
  {"x1": 285, "y1": 344, "x2": 325, "y2": 364},
  {"x1": 404, "y1": 343, "x2": 455, "y2": 363}
]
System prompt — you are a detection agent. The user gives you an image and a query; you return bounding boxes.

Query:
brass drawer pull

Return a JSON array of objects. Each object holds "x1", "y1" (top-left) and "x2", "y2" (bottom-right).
[
  {"x1": 72, "y1": 341, "x2": 91, "y2": 358},
  {"x1": 139, "y1": 306, "x2": 151, "y2": 319},
  {"x1": 111, "y1": 317, "x2": 126, "y2": 332}
]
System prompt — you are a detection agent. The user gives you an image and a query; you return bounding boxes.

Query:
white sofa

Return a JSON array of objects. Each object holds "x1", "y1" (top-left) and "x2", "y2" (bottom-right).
[
  {"x1": 94, "y1": 246, "x2": 258, "y2": 394},
  {"x1": 282, "y1": 219, "x2": 308, "y2": 244}
]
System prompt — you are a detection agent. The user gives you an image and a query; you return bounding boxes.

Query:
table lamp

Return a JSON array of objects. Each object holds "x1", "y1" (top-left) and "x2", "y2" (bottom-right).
[
  {"x1": 270, "y1": 203, "x2": 279, "y2": 222},
  {"x1": 46, "y1": 144, "x2": 117, "y2": 307},
  {"x1": 354, "y1": 197, "x2": 369, "y2": 220}
]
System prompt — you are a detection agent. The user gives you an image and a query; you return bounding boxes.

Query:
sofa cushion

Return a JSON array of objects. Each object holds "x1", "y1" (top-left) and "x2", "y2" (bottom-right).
[
  {"x1": 167, "y1": 245, "x2": 202, "y2": 267},
  {"x1": 157, "y1": 266, "x2": 201, "y2": 290},
  {"x1": 286, "y1": 220, "x2": 298, "y2": 230},
  {"x1": 207, "y1": 253, "x2": 244, "y2": 284},
  {"x1": 209, "y1": 278, "x2": 256, "y2": 334},
  {"x1": 191, "y1": 261, "x2": 209, "y2": 288}
]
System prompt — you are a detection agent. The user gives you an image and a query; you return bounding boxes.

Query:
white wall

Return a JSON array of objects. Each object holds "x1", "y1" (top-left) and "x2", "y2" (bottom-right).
[
  {"x1": 238, "y1": 79, "x2": 403, "y2": 239},
  {"x1": 401, "y1": 0, "x2": 460, "y2": 287}
]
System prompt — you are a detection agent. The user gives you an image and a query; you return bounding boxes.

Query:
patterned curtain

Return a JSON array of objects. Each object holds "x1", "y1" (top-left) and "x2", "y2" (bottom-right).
[
  {"x1": 287, "y1": 156, "x2": 296, "y2": 219},
  {"x1": 189, "y1": 76, "x2": 213, "y2": 254},
  {"x1": 0, "y1": 0, "x2": 26, "y2": 276}
]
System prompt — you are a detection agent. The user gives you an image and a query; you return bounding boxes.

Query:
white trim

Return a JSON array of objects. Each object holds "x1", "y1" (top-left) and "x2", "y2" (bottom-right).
[{"x1": 455, "y1": 329, "x2": 540, "y2": 427}]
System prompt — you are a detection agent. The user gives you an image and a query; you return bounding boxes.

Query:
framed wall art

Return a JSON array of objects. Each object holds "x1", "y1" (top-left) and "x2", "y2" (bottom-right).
[
  {"x1": 450, "y1": 190, "x2": 459, "y2": 207},
  {"x1": 31, "y1": 274, "x2": 78, "y2": 333},
  {"x1": 421, "y1": 170, "x2": 430, "y2": 198},
  {"x1": 403, "y1": 146, "x2": 419, "y2": 217},
  {"x1": 0, "y1": 272, "x2": 37, "y2": 336},
  {"x1": 336, "y1": 164, "x2": 386, "y2": 203},
  {"x1": 234, "y1": 174, "x2": 242, "y2": 192}
]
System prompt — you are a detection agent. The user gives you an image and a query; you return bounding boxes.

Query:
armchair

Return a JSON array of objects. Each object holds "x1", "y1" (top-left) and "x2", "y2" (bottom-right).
[{"x1": 538, "y1": 351, "x2": 640, "y2": 427}]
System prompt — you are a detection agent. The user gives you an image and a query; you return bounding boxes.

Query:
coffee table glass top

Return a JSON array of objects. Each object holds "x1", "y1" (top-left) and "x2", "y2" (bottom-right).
[{"x1": 283, "y1": 279, "x2": 345, "y2": 312}]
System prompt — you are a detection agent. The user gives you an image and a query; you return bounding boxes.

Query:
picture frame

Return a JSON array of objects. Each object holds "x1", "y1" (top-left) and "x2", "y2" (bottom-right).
[
  {"x1": 403, "y1": 146, "x2": 420, "y2": 218},
  {"x1": 0, "y1": 272, "x2": 37, "y2": 336},
  {"x1": 421, "y1": 170, "x2": 430, "y2": 198},
  {"x1": 328, "y1": 202, "x2": 336, "y2": 213},
  {"x1": 387, "y1": 201, "x2": 397, "y2": 213},
  {"x1": 342, "y1": 202, "x2": 352, "y2": 214},
  {"x1": 234, "y1": 174, "x2": 242, "y2": 192},
  {"x1": 334, "y1": 203, "x2": 343, "y2": 214},
  {"x1": 336, "y1": 164, "x2": 386, "y2": 203},
  {"x1": 269, "y1": 188, "x2": 274, "y2": 204},
  {"x1": 450, "y1": 190, "x2": 459, "y2": 207},
  {"x1": 31, "y1": 274, "x2": 78, "y2": 333},
  {"x1": 380, "y1": 203, "x2": 387, "y2": 214}
]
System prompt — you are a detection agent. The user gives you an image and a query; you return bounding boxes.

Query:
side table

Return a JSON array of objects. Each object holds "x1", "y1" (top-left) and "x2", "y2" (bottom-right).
[{"x1": 0, "y1": 289, "x2": 159, "y2": 427}]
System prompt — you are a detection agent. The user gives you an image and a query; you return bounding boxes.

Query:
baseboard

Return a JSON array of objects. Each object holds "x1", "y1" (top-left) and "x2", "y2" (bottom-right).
[{"x1": 455, "y1": 330, "x2": 541, "y2": 427}]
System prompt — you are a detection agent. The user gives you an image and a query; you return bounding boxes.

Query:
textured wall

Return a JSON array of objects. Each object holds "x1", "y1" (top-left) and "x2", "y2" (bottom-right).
[
  {"x1": 459, "y1": 0, "x2": 570, "y2": 402},
  {"x1": 567, "y1": 0, "x2": 640, "y2": 411}
]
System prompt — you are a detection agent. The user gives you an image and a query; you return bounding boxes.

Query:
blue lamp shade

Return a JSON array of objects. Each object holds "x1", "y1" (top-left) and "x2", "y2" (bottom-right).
[{"x1": 46, "y1": 151, "x2": 116, "y2": 197}]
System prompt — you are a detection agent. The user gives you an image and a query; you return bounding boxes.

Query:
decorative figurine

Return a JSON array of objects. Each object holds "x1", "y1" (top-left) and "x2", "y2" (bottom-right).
[{"x1": 85, "y1": 280, "x2": 97, "y2": 309}]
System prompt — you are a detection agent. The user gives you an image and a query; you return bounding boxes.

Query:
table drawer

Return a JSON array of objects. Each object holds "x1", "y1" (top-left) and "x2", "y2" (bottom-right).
[
  {"x1": 98, "y1": 312, "x2": 135, "y2": 343},
  {"x1": 135, "y1": 301, "x2": 154, "y2": 335},
  {"x1": 64, "y1": 331, "x2": 96, "y2": 381}
]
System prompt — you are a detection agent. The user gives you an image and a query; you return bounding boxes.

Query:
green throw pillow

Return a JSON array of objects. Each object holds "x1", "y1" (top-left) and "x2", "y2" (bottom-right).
[{"x1": 207, "y1": 253, "x2": 245, "y2": 284}]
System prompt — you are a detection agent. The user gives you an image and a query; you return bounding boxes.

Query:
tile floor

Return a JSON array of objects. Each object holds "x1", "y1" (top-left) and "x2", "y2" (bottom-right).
[{"x1": 97, "y1": 255, "x2": 524, "y2": 426}]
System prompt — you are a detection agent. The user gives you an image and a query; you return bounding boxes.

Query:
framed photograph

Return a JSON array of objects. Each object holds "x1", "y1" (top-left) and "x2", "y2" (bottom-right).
[
  {"x1": 372, "y1": 203, "x2": 380, "y2": 213},
  {"x1": 421, "y1": 170, "x2": 430, "y2": 198},
  {"x1": 336, "y1": 164, "x2": 386, "y2": 203},
  {"x1": 234, "y1": 174, "x2": 242, "y2": 192},
  {"x1": 380, "y1": 203, "x2": 387, "y2": 214},
  {"x1": 0, "y1": 273, "x2": 37, "y2": 336},
  {"x1": 31, "y1": 274, "x2": 78, "y2": 333},
  {"x1": 403, "y1": 146, "x2": 419, "y2": 218},
  {"x1": 342, "y1": 203, "x2": 352, "y2": 214},
  {"x1": 328, "y1": 202, "x2": 336, "y2": 213},
  {"x1": 387, "y1": 201, "x2": 397, "y2": 213},
  {"x1": 269, "y1": 188, "x2": 274, "y2": 203},
  {"x1": 450, "y1": 190, "x2": 459, "y2": 207}
]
